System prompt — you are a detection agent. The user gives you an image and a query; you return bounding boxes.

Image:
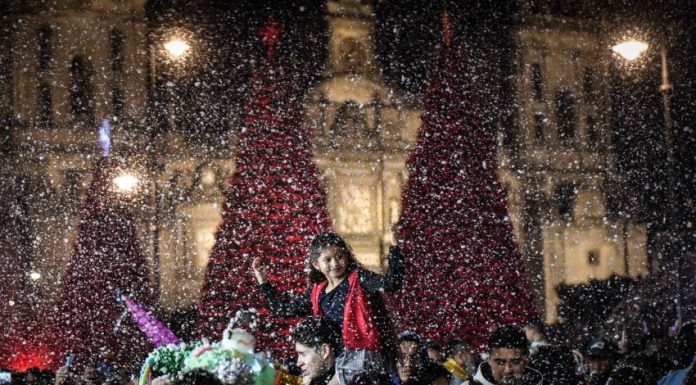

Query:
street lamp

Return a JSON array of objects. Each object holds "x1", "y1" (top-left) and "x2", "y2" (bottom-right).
[
  {"x1": 612, "y1": 38, "x2": 681, "y2": 326},
  {"x1": 612, "y1": 40, "x2": 649, "y2": 61},
  {"x1": 113, "y1": 172, "x2": 140, "y2": 194},
  {"x1": 146, "y1": 30, "x2": 194, "y2": 305},
  {"x1": 163, "y1": 38, "x2": 191, "y2": 59}
]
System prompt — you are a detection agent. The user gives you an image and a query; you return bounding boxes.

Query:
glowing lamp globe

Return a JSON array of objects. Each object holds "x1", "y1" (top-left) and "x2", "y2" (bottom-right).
[
  {"x1": 113, "y1": 173, "x2": 139, "y2": 194},
  {"x1": 612, "y1": 40, "x2": 649, "y2": 61},
  {"x1": 164, "y1": 38, "x2": 190, "y2": 59}
]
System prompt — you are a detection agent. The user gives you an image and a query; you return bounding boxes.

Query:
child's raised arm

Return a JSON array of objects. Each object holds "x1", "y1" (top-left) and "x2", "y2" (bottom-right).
[
  {"x1": 252, "y1": 257, "x2": 268, "y2": 285},
  {"x1": 359, "y1": 245, "x2": 404, "y2": 293},
  {"x1": 252, "y1": 257, "x2": 312, "y2": 318}
]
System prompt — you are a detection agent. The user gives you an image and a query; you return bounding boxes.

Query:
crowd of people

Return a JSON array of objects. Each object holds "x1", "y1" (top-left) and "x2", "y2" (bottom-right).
[{"x1": 3, "y1": 232, "x2": 695, "y2": 385}]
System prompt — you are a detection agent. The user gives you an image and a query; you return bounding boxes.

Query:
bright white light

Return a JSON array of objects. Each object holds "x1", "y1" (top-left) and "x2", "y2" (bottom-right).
[
  {"x1": 164, "y1": 38, "x2": 190, "y2": 59},
  {"x1": 29, "y1": 271, "x2": 41, "y2": 281},
  {"x1": 8, "y1": 300, "x2": 15, "y2": 306},
  {"x1": 612, "y1": 40, "x2": 649, "y2": 61},
  {"x1": 113, "y1": 173, "x2": 139, "y2": 194}
]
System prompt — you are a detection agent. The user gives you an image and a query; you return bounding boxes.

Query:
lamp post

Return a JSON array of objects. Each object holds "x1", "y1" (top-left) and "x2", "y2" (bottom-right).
[
  {"x1": 612, "y1": 39, "x2": 681, "y2": 326},
  {"x1": 146, "y1": 31, "x2": 192, "y2": 304}
]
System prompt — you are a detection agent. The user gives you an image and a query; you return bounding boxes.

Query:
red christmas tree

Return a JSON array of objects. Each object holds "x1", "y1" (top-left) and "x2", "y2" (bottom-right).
[
  {"x1": 52, "y1": 156, "x2": 156, "y2": 369},
  {"x1": 391, "y1": 13, "x2": 537, "y2": 348},
  {"x1": 0, "y1": 179, "x2": 42, "y2": 370},
  {"x1": 196, "y1": 19, "x2": 331, "y2": 358}
]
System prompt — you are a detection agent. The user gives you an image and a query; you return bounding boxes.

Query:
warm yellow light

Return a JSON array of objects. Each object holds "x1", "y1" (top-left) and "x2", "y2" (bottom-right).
[
  {"x1": 113, "y1": 173, "x2": 139, "y2": 194},
  {"x1": 164, "y1": 38, "x2": 190, "y2": 59},
  {"x1": 29, "y1": 271, "x2": 41, "y2": 281},
  {"x1": 612, "y1": 40, "x2": 649, "y2": 61}
]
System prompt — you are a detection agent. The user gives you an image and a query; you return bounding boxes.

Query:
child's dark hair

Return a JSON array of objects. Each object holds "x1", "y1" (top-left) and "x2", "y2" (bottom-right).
[{"x1": 307, "y1": 232, "x2": 360, "y2": 284}]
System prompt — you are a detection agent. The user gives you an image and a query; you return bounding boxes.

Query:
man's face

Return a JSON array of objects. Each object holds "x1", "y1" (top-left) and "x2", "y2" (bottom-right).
[
  {"x1": 427, "y1": 347, "x2": 441, "y2": 362},
  {"x1": 455, "y1": 350, "x2": 474, "y2": 366},
  {"x1": 81, "y1": 366, "x2": 102, "y2": 385},
  {"x1": 295, "y1": 342, "x2": 331, "y2": 382},
  {"x1": 489, "y1": 348, "x2": 528, "y2": 383},
  {"x1": 397, "y1": 341, "x2": 421, "y2": 381},
  {"x1": 585, "y1": 357, "x2": 613, "y2": 376}
]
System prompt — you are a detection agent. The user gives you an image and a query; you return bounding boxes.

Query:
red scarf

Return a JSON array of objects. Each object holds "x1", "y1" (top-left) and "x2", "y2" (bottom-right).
[{"x1": 311, "y1": 270, "x2": 381, "y2": 351}]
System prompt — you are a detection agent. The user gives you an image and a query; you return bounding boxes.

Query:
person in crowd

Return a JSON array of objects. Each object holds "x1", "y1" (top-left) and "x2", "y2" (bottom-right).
[
  {"x1": 54, "y1": 366, "x2": 76, "y2": 385},
  {"x1": 660, "y1": 321, "x2": 696, "y2": 385},
  {"x1": 428, "y1": 342, "x2": 445, "y2": 364},
  {"x1": 170, "y1": 369, "x2": 224, "y2": 385},
  {"x1": 605, "y1": 364, "x2": 654, "y2": 385},
  {"x1": 523, "y1": 323, "x2": 548, "y2": 356},
  {"x1": 24, "y1": 369, "x2": 53, "y2": 385},
  {"x1": 347, "y1": 371, "x2": 392, "y2": 385},
  {"x1": 420, "y1": 363, "x2": 452, "y2": 385},
  {"x1": 443, "y1": 340, "x2": 476, "y2": 385},
  {"x1": 684, "y1": 365, "x2": 696, "y2": 385},
  {"x1": 253, "y1": 232, "x2": 403, "y2": 385},
  {"x1": 583, "y1": 337, "x2": 619, "y2": 385},
  {"x1": 464, "y1": 325, "x2": 542, "y2": 385},
  {"x1": 79, "y1": 364, "x2": 105, "y2": 385},
  {"x1": 290, "y1": 316, "x2": 343, "y2": 385},
  {"x1": 391, "y1": 332, "x2": 428, "y2": 385},
  {"x1": 529, "y1": 345, "x2": 579, "y2": 385}
]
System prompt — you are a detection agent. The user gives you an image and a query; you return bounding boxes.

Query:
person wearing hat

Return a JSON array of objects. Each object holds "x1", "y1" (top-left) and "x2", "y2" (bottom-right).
[
  {"x1": 464, "y1": 325, "x2": 542, "y2": 385},
  {"x1": 583, "y1": 337, "x2": 619, "y2": 385}
]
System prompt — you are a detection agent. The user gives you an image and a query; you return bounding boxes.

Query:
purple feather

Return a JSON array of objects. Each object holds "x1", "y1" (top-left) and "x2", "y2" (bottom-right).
[{"x1": 121, "y1": 295, "x2": 180, "y2": 347}]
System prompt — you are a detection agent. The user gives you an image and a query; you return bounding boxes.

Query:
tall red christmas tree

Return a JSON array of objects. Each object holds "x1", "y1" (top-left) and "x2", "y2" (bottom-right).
[
  {"x1": 196, "y1": 19, "x2": 331, "y2": 358},
  {"x1": 391, "y1": 12, "x2": 537, "y2": 348},
  {"x1": 52, "y1": 148, "x2": 156, "y2": 368}
]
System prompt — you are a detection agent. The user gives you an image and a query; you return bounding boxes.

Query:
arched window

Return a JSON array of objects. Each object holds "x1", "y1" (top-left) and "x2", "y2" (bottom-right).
[
  {"x1": 110, "y1": 29, "x2": 124, "y2": 73},
  {"x1": 330, "y1": 100, "x2": 369, "y2": 139},
  {"x1": 38, "y1": 83, "x2": 52, "y2": 127},
  {"x1": 555, "y1": 89, "x2": 576, "y2": 146},
  {"x1": 37, "y1": 24, "x2": 52, "y2": 72},
  {"x1": 531, "y1": 63, "x2": 544, "y2": 101},
  {"x1": 70, "y1": 56, "x2": 94, "y2": 123},
  {"x1": 554, "y1": 182, "x2": 577, "y2": 219}
]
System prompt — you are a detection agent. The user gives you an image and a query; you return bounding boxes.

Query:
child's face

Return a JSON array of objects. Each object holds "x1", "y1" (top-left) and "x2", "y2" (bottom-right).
[{"x1": 312, "y1": 245, "x2": 348, "y2": 280}]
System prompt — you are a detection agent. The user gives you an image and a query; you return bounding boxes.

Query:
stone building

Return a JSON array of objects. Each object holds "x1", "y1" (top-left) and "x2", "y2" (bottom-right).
[{"x1": 0, "y1": 0, "x2": 647, "y2": 322}]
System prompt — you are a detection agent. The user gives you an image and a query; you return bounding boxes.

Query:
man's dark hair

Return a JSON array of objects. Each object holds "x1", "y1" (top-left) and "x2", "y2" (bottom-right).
[
  {"x1": 398, "y1": 332, "x2": 423, "y2": 345},
  {"x1": 346, "y1": 370, "x2": 391, "y2": 385},
  {"x1": 488, "y1": 325, "x2": 530, "y2": 353},
  {"x1": 419, "y1": 363, "x2": 451, "y2": 385},
  {"x1": 291, "y1": 316, "x2": 342, "y2": 354},
  {"x1": 426, "y1": 341, "x2": 442, "y2": 352},
  {"x1": 448, "y1": 339, "x2": 473, "y2": 357},
  {"x1": 530, "y1": 345, "x2": 578, "y2": 385}
]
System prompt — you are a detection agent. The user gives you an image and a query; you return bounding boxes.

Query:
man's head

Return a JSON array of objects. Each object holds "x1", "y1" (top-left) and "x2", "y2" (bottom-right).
[
  {"x1": 426, "y1": 341, "x2": 443, "y2": 363},
  {"x1": 523, "y1": 322, "x2": 545, "y2": 343},
  {"x1": 396, "y1": 332, "x2": 426, "y2": 382},
  {"x1": 449, "y1": 340, "x2": 475, "y2": 367},
  {"x1": 291, "y1": 317, "x2": 341, "y2": 382},
  {"x1": 583, "y1": 337, "x2": 618, "y2": 376},
  {"x1": 487, "y1": 325, "x2": 530, "y2": 383}
]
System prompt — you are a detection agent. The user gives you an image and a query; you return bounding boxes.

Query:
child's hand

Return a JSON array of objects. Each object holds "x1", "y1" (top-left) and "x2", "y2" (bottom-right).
[{"x1": 252, "y1": 257, "x2": 268, "y2": 284}]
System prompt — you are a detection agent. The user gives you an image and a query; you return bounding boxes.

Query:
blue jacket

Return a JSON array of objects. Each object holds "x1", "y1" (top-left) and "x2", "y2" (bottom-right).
[{"x1": 659, "y1": 356, "x2": 696, "y2": 385}]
